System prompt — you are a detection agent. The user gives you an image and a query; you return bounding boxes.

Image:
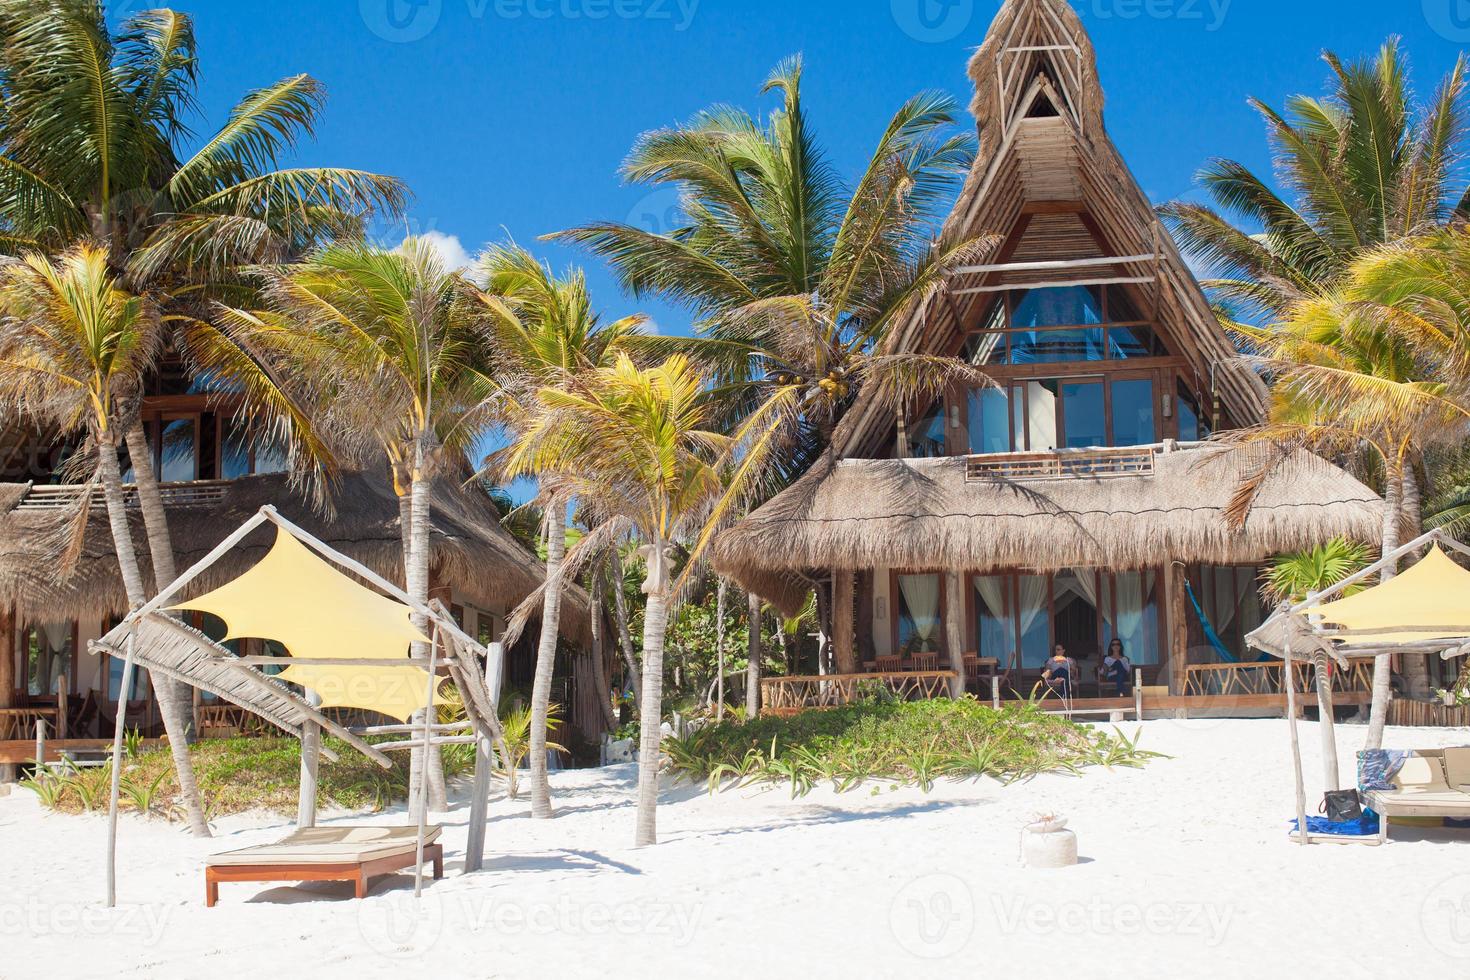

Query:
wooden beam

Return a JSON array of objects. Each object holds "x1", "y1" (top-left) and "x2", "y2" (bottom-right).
[
  {"x1": 954, "y1": 253, "x2": 1158, "y2": 275},
  {"x1": 952, "y1": 275, "x2": 1155, "y2": 296},
  {"x1": 832, "y1": 570, "x2": 856, "y2": 674}
]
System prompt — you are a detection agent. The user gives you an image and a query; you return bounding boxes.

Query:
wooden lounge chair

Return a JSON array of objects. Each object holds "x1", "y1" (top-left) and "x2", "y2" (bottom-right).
[
  {"x1": 204, "y1": 825, "x2": 443, "y2": 906},
  {"x1": 1362, "y1": 748, "x2": 1470, "y2": 842}
]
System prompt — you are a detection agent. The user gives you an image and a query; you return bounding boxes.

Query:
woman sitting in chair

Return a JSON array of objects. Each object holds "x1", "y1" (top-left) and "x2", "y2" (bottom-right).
[
  {"x1": 1101, "y1": 638, "x2": 1133, "y2": 697},
  {"x1": 1042, "y1": 644, "x2": 1075, "y2": 699}
]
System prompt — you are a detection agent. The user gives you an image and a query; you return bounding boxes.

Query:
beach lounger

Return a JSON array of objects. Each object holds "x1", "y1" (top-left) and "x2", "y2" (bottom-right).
[
  {"x1": 1362, "y1": 748, "x2": 1470, "y2": 842},
  {"x1": 204, "y1": 825, "x2": 443, "y2": 906}
]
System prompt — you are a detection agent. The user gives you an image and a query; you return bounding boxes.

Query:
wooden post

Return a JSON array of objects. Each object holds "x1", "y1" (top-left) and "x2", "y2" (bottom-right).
[
  {"x1": 1134, "y1": 669, "x2": 1144, "y2": 721},
  {"x1": 944, "y1": 573, "x2": 966, "y2": 699},
  {"x1": 991, "y1": 675, "x2": 1001, "y2": 710},
  {"x1": 1285, "y1": 640, "x2": 1309, "y2": 845},
  {"x1": 1166, "y1": 562, "x2": 1188, "y2": 695},
  {"x1": 832, "y1": 570, "x2": 856, "y2": 675},
  {"x1": 296, "y1": 691, "x2": 321, "y2": 829},
  {"x1": 34, "y1": 717, "x2": 44, "y2": 770},
  {"x1": 56, "y1": 672, "x2": 68, "y2": 740},
  {"x1": 465, "y1": 645, "x2": 499, "y2": 875},
  {"x1": 106, "y1": 635, "x2": 135, "y2": 908},
  {"x1": 0, "y1": 605, "x2": 14, "y2": 782}
]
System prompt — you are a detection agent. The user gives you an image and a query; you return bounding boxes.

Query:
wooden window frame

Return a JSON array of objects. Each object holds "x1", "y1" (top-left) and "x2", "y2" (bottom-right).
[{"x1": 888, "y1": 570, "x2": 949, "y2": 658}]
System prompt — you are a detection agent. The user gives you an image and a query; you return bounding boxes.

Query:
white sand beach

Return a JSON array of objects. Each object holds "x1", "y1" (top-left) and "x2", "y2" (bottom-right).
[{"x1": 6, "y1": 718, "x2": 1470, "y2": 979}]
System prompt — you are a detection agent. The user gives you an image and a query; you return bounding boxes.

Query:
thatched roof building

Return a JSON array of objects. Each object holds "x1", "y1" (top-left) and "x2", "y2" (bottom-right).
[
  {"x1": 713, "y1": 443, "x2": 1382, "y2": 617},
  {"x1": 0, "y1": 471, "x2": 590, "y2": 641}
]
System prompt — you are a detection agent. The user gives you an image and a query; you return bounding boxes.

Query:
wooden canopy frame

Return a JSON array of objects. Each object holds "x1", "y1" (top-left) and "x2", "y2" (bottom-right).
[
  {"x1": 1248, "y1": 527, "x2": 1470, "y2": 846},
  {"x1": 91, "y1": 505, "x2": 511, "y2": 907}
]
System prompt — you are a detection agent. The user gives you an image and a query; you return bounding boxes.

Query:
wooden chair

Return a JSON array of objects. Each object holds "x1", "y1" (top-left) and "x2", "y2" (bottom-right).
[
  {"x1": 874, "y1": 654, "x2": 902, "y2": 674},
  {"x1": 963, "y1": 655, "x2": 1001, "y2": 692},
  {"x1": 910, "y1": 652, "x2": 940, "y2": 672},
  {"x1": 205, "y1": 825, "x2": 443, "y2": 906}
]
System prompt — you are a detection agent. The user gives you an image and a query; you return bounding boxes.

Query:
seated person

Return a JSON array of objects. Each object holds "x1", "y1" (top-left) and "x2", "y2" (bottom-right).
[
  {"x1": 1042, "y1": 645, "x2": 1075, "y2": 699},
  {"x1": 1101, "y1": 638, "x2": 1133, "y2": 697}
]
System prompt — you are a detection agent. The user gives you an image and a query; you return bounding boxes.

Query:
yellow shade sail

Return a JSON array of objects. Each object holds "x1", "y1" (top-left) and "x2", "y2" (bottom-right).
[
  {"x1": 171, "y1": 528, "x2": 441, "y2": 722},
  {"x1": 1306, "y1": 546, "x2": 1470, "y2": 647}
]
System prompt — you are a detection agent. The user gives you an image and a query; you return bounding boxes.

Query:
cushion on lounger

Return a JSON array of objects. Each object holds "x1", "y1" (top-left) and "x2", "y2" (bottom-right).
[
  {"x1": 206, "y1": 825, "x2": 441, "y2": 867},
  {"x1": 1393, "y1": 756, "x2": 1449, "y2": 790},
  {"x1": 1442, "y1": 748, "x2": 1470, "y2": 790}
]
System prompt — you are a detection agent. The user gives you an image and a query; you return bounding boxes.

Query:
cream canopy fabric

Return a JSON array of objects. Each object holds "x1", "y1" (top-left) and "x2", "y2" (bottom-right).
[
  {"x1": 1306, "y1": 546, "x2": 1470, "y2": 647},
  {"x1": 172, "y1": 528, "x2": 440, "y2": 721}
]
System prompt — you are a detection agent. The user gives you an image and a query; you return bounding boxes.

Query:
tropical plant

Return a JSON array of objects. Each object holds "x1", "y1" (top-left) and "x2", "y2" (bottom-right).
[
  {"x1": 501, "y1": 354, "x2": 731, "y2": 846},
  {"x1": 495, "y1": 700, "x2": 566, "y2": 800},
  {"x1": 471, "y1": 243, "x2": 645, "y2": 819},
  {"x1": 0, "y1": 245, "x2": 214, "y2": 833},
  {"x1": 249, "y1": 238, "x2": 495, "y2": 817},
  {"x1": 1262, "y1": 538, "x2": 1374, "y2": 604}
]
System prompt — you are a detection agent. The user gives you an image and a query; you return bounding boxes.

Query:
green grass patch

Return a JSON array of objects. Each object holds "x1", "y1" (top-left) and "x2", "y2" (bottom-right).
[{"x1": 664, "y1": 698, "x2": 1163, "y2": 796}]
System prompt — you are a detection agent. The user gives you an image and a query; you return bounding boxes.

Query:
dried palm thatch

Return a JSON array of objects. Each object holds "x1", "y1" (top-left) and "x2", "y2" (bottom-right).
[
  {"x1": 711, "y1": 443, "x2": 1382, "y2": 616},
  {"x1": 0, "y1": 470, "x2": 591, "y2": 643}
]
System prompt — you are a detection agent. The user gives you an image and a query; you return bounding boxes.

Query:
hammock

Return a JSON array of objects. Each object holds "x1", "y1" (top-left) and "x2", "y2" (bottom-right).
[{"x1": 1184, "y1": 578, "x2": 1273, "y2": 664}]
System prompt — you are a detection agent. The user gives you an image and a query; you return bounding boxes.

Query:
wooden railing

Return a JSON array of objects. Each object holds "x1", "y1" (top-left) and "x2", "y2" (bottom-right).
[
  {"x1": 1182, "y1": 661, "x2": 1373, "y2": 698},
  {"x1": 17, "y1": 480, "x2": 232, "y2": 511},
  {"x1": 761, "y1": 671, "x2": 957, "y2": 713},
  {"x1": 966, "y1": 447, "x2": 1156, "y2": 482}
]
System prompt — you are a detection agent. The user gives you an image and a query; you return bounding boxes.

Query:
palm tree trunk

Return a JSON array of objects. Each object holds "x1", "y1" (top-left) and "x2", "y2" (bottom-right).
[
  {"x1": 119, "y1": 425, "x2": 211, "y2": 838},
  {"x1": 746, "y1": 591, "x2": 762, "y2": 717},
  {"x1": 1365, "y1": 471, "x2": 1402, "y2": 749},
  {"x1": 529, "y1": 503, "x2": 566, "y2": 819},
  {"x1": 1313, "y1": 652, "x2": 1340, "y2": 792},
  {"x1": 404, "y1": 457, "x2": 445, "y2": 818},
  {"x1": 1399, "y1": 465, "x2": 1431, "y2": 698},
  {"x1": 715, "y1": 579, "x2": 727, "y2": 721},
  {"x1": 610, "y1": 551, "x2": 640, "y2": 717},
  {"x1": 635, "y1": 549, "x2": 671, "y2": 847},
  {"x1": 590, "y1": 572, "x2": 617, "y2": 731}
]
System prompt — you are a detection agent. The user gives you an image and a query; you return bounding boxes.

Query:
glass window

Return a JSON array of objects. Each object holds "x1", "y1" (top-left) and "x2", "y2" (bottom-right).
[
  {"x1": 1103, "y1": 570, "x2": 1160, "y2": 665},
  {"x1": 1178, "y1": 385, "x2": 1210, "y2": 441},
  {"x1": 221, "y1": 419, "x2": 251, "y2": 480},
  {"x1": 1107, "y1": 325, "x2": 1165, "y2": 359},
  {"x1": 107, "y1": 653, "x2": 150, "y2": 702},
  {"x1": 1061, "y1": 380, "x2": 1105, "y2": 449},
  {"x1": 1012, "y1": 287, "x2": 1102, "y2": 327},
  {"x1": 1016, "y1": 380, "x2": 1059, "y2": 451},
  {"x1": 963, "y1": 302, "x2": 1008, "y2": 366},
  {"x1": 896, "y1": 574, "x2": 942, "y2": 655},
  {"x1": 907, "y1": 403, "x2": 947, "y2": 459},
  {"x1": 968, "y1": 388, "x2": 1012, "y2": 455},
  {"x1": 24, "y1": 623, "x2": 72, "y2": 696},
  {"x1": 159, "y1": 418, "x2": 197, "y2": 482},
  {"x1": 254, "y1": 439, "x2": 288, "y2": 475},
  {"x1": 972, "y1": 575, "x2": 1010, "y2": 663},
  {"x1": 1110, "y1": 379, "x2": 1156, "y2": 447}
]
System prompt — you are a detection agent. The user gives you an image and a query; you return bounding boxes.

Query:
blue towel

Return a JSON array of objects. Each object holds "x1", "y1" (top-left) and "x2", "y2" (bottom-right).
[{"x1": 1289, "y1": 812, "x2": 1380, "y2": 836}]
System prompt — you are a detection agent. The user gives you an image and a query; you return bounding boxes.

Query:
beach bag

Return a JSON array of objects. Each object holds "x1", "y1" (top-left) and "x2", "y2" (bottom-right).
[{"x1": 1320, "y1": 788, "x2": 1363, "y2": 821}]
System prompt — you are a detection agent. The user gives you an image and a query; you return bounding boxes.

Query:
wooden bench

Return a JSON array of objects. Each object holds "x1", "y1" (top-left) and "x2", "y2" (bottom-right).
[{"x1": 204, "y1": 826, "x2": 443, "y2": 906}]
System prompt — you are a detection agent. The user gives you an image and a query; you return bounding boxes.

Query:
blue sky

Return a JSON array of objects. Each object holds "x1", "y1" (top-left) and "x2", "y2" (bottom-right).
[{"x1": 140, "y1": 0, "x2": 1470, "y2": 338}]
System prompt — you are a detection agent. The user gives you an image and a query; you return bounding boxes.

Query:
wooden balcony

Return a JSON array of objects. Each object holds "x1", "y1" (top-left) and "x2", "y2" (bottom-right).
[
  {"x1": 761, "y1": 671, "x2": 957, "y2": 715},
  {"x1": 1181, "y1": 660, "x2": 1373, "y2": 698},
  {"x1": 15, "y1": 480, "x2": 232, "y2": 512},
  {"x1": 965, "y1": 446, "x2": 1157, "y2": 482}
]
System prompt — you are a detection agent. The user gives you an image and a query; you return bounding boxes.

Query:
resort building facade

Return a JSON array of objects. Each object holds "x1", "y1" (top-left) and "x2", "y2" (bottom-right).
[
  {"x1": 0, "y1": 369, "x2": 595, "y2": 746},
  {"x1": 714, "y1": 0, "x2": 1384, "y2": 711}
]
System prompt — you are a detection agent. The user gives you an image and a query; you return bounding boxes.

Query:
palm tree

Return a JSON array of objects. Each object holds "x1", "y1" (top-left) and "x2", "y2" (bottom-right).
[
  {"x1": 0, "y1": 245, "x2": 215, "y2": 833},
  {"x1": 1262, "y1": 539, "x2": 1375, "y2": 605},
  {"x1": 501, "y1": 353, "x2": 729, "y2": 846},
  {"x1": 1159, "y1": 39, "x2": 1469, "y2": 324},
  {"x1": 554, "y1": 57, "x2": 995, "y2": 706},
  {"x1": 251, "y1": 238, "x2": 493, "y2": 819},
  {"x1": 471, "y1": 244, "x2": 645, "y2": 819}
]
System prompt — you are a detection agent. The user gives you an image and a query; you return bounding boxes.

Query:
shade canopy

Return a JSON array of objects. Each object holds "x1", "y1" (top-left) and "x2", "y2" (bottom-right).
[
  {"x1": 172, "y1": 527, "x2": 440, "y2": 721},
  {"x1": 1306, "y1": 546, "x2": 1470, "y2": 647}
]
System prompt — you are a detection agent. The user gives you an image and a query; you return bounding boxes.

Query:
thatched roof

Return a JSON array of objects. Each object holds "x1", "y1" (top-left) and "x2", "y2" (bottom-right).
[
  {"x1": 0, "y1": 471, "x2": 591, "y2": 642},
  {"x1": 838, "y1": 0, "x2": 1267, "y2": 457},
  {"x1": 711, "y1": 443, "x2": 1382, "y2": 615}
]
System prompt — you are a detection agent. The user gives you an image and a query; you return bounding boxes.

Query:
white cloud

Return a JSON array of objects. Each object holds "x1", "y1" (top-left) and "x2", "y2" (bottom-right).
[{"x1": 400, "y1": 230, "x2": 473, "y2": 274}]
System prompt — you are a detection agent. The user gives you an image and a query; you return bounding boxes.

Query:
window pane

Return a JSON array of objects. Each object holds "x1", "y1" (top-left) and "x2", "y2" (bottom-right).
[
  {"x1": 159, "y1": 418, "x2": 197, "y2": 482},
  {"x1": 1178, "y1": 385, "x2": 1210, "y2": 441},
  {"x1": 1110, "y1": 379, "x2": 1156, "y2": 447},
  {"x1": 896, "y1": 574, "x2": 941, "y2": 655},
  {"x1": 25, "y1": 623, "x2": 71, "y2": 696},
  {"x1": 973, "y1": 575, "x2": 1010, "y2": 664},
  {"x1": 1061, "y1": 381, "x2": 1105, "y2": 448},
  {"x1": 1017, "y1": 381, "x2": 1059, "y2": 451},
  {"x1": 968, "y1": 388, "x2": 1012, "y2": 454},
  {"x1": 907, "y1": 404, "x2": 946, "y2": 459},
  {"x1": 254, "y1": 439, "x2": 288, "y2": 475},
  {"x1": 108, "y1": 654, "x2": 149, "y2": 702},
  {"x1": 1107, "y1": 325, "x2": 1164, "y2": 359},
  {"x1": 221, "y1": 419, "x2": 251, "y2": 480},
  {"x1": 1012, "y1": 287, "x2": 1102, "y2": 327}
]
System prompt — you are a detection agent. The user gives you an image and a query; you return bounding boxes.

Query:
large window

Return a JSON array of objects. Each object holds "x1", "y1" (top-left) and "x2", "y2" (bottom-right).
[
  {"x1": 896, "y1": 574, "x2": 943, "y2": 655},
  {"x1": 964, "y1": 286, "x2": 1165, "y2": 367},
  {"x1": 906, "y1": 403, "x2": 947, "y2": 459},
  {"x1": 966, "y1": 375, "x2": 1159, "y2": 453},
  {"x1": 1110, "y1": 378, "x2": 1156, "y2": 447},
  {"x1": 23, "y1": 622, "x2": 73, "y2": 696},
  {"x1": 221, "y1": 417, "x2": 289, "y2": 479}
]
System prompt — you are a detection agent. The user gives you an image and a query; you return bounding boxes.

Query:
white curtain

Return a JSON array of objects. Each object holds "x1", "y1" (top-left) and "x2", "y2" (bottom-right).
[
  {"x1": 1017, "y1": 575, "x2": 1049, "y2": 667},
  {"x1": 899, "y1": 575, "x2": 941, "y2": 652},
  {"x1": 973, "y1": 576, "x2": 1010, "y2": 663}
]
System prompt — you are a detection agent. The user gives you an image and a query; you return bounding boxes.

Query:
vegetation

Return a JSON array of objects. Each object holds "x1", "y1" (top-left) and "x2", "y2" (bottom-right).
[
  {"x1": 665, "y1": 699, "x2": 1163, "y2": 797},
  {"x1": 1263, "y1": 538, "x2": 1375, "y2": 604}
]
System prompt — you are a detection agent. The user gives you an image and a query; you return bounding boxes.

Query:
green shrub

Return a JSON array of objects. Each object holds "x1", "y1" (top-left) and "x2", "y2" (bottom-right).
[{"x1": 665, "y1": 698, "x2": 1163, "y2": 796}]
